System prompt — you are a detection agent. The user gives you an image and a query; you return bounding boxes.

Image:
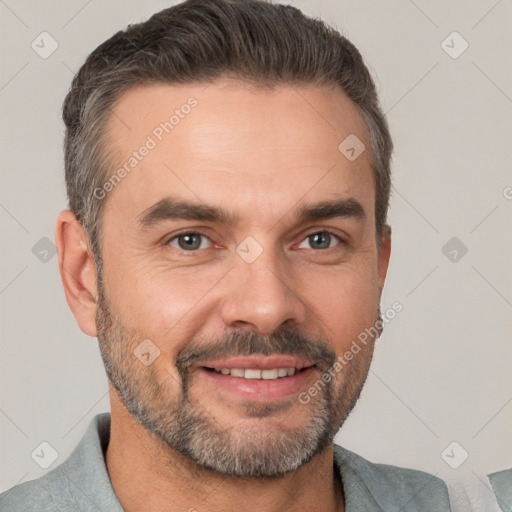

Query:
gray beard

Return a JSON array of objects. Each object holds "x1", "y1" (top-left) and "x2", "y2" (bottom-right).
[{"x1": 95, "y1": 282, "x2": 378, "y2": 478}]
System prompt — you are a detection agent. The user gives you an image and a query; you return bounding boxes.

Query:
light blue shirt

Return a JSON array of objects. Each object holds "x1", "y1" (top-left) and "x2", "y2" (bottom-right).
[
  {"x1": 0, "y1": 412, "x2": 452, "y2": 511},
  {"x1": 488, "y1": 468, "x2": 512, "y2": 512}
]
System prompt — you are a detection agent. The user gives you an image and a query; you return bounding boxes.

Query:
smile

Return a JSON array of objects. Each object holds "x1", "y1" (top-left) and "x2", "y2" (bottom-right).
[
  {"x1": 206, "y1": 367, "x2": 304, "y2": 379},
  {"x1": 197, "y1": 356, "x2": 317, "y2": 401}
]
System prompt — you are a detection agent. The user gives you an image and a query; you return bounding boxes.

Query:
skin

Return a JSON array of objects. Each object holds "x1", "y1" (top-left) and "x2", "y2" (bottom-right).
[{"x1": 56, "y1": 78, "x2": 391, "y2": 512}]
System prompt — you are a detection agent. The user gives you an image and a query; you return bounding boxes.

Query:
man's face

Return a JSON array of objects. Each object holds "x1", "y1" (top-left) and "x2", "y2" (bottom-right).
[{"x1": 95, "y1": 79, "x2": 390, "y2": 478}]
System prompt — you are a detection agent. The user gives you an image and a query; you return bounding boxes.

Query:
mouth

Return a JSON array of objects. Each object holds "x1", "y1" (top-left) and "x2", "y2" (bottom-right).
[
  {"x1": 197, "y1": 356, "x2": 317, "y2": 401},
  {"x1": 206, "y1": 367, "x2": 304, "y2": 379}
]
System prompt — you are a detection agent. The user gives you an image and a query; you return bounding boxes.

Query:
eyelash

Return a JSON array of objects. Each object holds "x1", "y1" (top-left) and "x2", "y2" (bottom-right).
[{"x1": 165, "y1": 230, "x2": 345, "y2": 253}]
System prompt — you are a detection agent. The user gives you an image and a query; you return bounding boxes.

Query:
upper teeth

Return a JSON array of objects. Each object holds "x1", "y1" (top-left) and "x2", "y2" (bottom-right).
[{"x1": 214, "y1": 368, "x2": 296, "y2": 379}]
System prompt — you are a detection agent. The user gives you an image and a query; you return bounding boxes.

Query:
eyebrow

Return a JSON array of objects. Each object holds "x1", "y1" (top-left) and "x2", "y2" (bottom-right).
[{"x1": 137, "y1": 196, "x2": 366, "y2": 230}]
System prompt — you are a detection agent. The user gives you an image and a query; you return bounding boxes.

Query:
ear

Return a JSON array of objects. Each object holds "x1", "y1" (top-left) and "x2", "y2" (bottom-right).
[
  {"x1": 55, "y1": 210, "x2": 99, "y2": 337},
  {"x1": 377, "y1": 225, "x2": 392, "y2": 290}
]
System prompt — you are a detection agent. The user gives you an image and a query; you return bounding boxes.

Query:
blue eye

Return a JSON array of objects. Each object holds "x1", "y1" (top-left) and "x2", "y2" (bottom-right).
[
  {"x1": 165, "y1": 230, "x2": 343, "y2": 253},
  {"x1": 167, "y1": 232, "x2": 212, "y2": 251},
  {"x1": 298, "y1": 231, "x2": 342, "y2": 250}
]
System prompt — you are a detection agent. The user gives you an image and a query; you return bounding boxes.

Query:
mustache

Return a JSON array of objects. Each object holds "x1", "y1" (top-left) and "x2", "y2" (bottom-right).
[{"x1": 175, "y1": 328, "x2": 337, "y2": 376}]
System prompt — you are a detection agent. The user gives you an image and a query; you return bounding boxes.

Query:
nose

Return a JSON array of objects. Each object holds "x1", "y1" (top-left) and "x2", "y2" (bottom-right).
[{"x1": 219, "y1": 247, "x2": 307, "y2": 335}]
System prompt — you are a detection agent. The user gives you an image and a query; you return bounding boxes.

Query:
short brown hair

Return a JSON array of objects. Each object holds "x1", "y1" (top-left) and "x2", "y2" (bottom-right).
[{"x1": 62, "y1": 0, "x2": 393, "y2": 279}]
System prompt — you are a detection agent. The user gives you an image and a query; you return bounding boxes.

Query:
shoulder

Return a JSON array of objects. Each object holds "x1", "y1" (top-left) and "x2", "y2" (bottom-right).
[
  {"x1": 333, "y1": 444, "x2": 452, "y2": 511},
  {"x1": 0, "y1": 465, "x2": 73, "y2": 512},
  {"x1": 0, "y1": 413, "x2": 112, "y2": 512},
  {"x1": 444, "y1": 468, "x2": 511, "y2": 512}
]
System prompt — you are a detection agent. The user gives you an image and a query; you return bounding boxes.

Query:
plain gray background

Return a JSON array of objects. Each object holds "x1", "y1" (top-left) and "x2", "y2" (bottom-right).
[{"x1": 1, "y1": 0, "x2": 511, "y2": 494}]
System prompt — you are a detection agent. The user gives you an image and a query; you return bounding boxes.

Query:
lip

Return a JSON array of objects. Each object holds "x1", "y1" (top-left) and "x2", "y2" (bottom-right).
[
  {"x1": 199, "y1": 355, "x2": 314, "y2": 371},
  {"x1": 196, "y1": 356, "x2": 318, "y2": 402},
  {"x1": 198, "y1": 366, "x2": 317, "y2": 401}
]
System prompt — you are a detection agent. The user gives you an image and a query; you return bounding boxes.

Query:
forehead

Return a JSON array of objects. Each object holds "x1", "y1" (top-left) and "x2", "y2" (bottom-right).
[{"x1": 102, "y1": 78, "x2": 374, "y2": 229}]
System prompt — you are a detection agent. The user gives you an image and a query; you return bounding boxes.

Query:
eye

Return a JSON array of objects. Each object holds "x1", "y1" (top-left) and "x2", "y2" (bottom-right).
[
  {"x1": 166, "y1": 231, "x2": 213, "y2": 251},
  {"x1": 297, "y1": 231, "x2": 343, "y2": 250},
  {"x1": 165, "y1": 230, "x2": 344, "y2": 253}
]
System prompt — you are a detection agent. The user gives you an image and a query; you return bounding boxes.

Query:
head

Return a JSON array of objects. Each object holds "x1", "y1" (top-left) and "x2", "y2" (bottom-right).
[{"x1": 57, "y1": 0, "x2": 393, "y2": 479}]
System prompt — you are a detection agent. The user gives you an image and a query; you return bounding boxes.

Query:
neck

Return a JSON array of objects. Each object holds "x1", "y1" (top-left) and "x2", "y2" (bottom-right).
[{"x1": 105, "y1": 400, "x2": 345, "y2": 512}]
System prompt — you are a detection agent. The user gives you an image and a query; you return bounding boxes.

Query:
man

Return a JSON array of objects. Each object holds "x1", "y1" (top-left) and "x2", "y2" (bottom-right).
[{"x1": 0, "y1": 0, "x2": 452, "y2": 510}]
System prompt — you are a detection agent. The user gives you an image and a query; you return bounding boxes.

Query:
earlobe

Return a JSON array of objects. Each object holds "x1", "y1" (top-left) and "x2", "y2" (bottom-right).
[{"x1": 55, "y1": 210, "x2": 99, "y2": 337}]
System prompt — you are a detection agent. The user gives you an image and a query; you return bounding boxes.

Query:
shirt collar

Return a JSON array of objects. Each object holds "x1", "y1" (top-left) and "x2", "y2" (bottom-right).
[
  {"x1": 487, "y1": 467, "x2": 512, "y2": 512},
  {"x1": 50, "y1": 412, "x2": 124, "y2": 511},
  {"x1": 54, "y1": 412, "x2": 443, "y2": 512}
]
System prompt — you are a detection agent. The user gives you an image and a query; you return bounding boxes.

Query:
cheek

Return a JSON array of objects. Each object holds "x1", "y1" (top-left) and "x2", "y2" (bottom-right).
[
  {"x1": 111, "y1": 265, "x2": 222, "y2": 345},
  {"x1": 305, "y1": 262, "x2": 380, "y2": 351}
]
